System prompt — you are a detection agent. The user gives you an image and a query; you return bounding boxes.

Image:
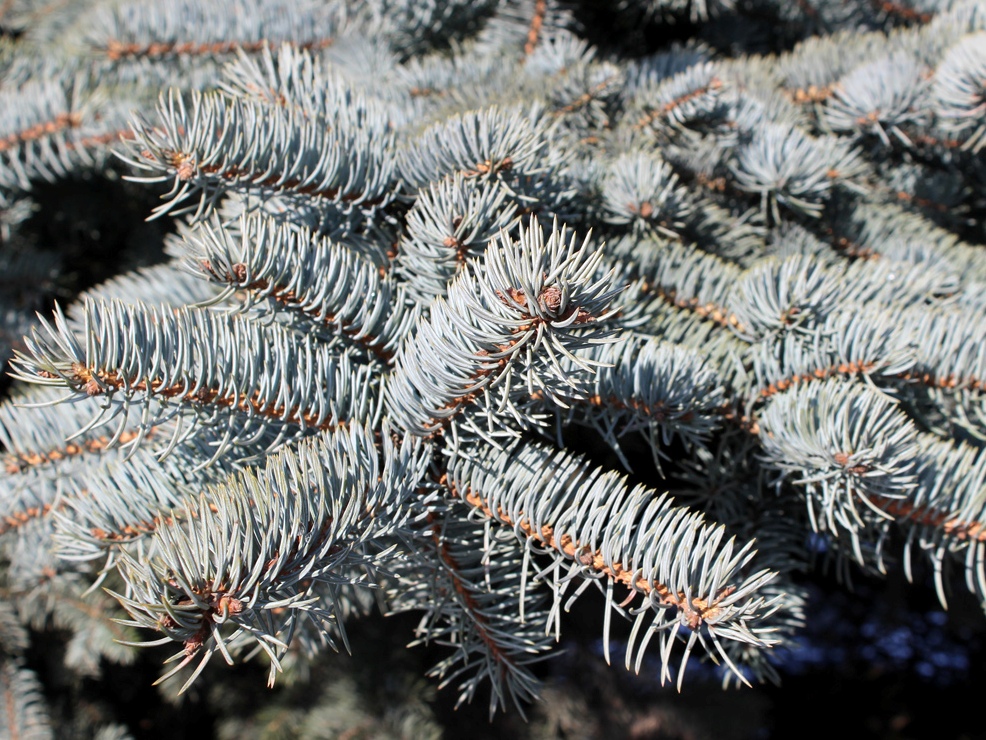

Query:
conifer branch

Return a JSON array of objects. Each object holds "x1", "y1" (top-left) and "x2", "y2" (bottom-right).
[
  {"x1": 101, "y1": 37, "x2": 335, "y2": 62},
  {"x1": 119, "y1": 90, "x2": 397, "y2": 221},
  {"x1": 386, "y1": 218, "x2": 620, "y2": 439},
  {"x1": 11, "y1": 300, "x2": 378, "y2": 460},
  {"x1": 636, "y1": 242, "x2": 746, "y2": 332},
  {"x1": 0, "y1": 662, "x2": 51, "y2": 740},
  {"x1": 633, "y1": 63, "x2": 726, "y2": 131},
  {"x1": 4, "y1": 427, "x2": 158, "y2": 475},
  {"x1": 880, "y1": 498, "x2": 986, "y2": 543},
  {"x1": 4, "y1": 0, "x2": 986, "y2": 723},
  {"x1": 181, "y1": 214, "x2": 417, "y2": 363},
  {"x1": 524, "y1": 0, "x2": 547, "y2": 58},
  {"x1": 391, "y1": 500, "x2": 553, "y2": 717},
  {"x1": 0, "y1": 503, "x2": 57, "y2": 537},
  {"x1": 111, "y1": 425, "x2": 426, "y2": 691},
  {"x1": 446, "y1": 439, "x2": 781, "y2": 686},
  {"x1": 0, "y1": 111, "x2": 82, "y2": 153}
]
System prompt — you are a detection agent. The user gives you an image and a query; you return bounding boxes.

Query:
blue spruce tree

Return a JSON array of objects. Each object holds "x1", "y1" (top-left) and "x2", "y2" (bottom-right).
[{"x1": 0, "y1": 0, "x2": 985, "y2": 735}]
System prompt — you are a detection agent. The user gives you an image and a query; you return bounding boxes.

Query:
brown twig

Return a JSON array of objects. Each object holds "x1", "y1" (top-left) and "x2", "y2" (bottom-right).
[
  {"x1": 168, "y1": 153, "x2": 388, "y2": 207},
  {"x1": 426, "y1": 511, "x2": 512, "y2": 670},
  {"x1": 101, "y1": 37, "x2": 334, "y2": 62},
  {"x1": 642, "y1": 282, "x2": 746, "y2": 334},
  {"x1": 634, "y1": 77, "x2": 723, "y2": 131},
  {"x1": 0, "y1": 112, "x2": 82, "y2": 153},
  {"x1": 523, "y1": 0, "x2": 547, "y2": 58},
  {"x1": 66, "y1": 363, "x2": 346, "y2": 431},
  {"x1": 5, "y1": 427, "x2": 159, "y2": 475}
]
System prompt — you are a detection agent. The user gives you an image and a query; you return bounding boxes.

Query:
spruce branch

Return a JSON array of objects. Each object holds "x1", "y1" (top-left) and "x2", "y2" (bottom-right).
[
  {"x1": 111, "y1": 424, "x2": 427, "y2": 692},
  {"x1": 118, "y1": 89, "x2": 397, "y2": 223},
  {"x1": 51, "y1": 445, "x2": 210, "y2": 568},
  {"x1": 4, "y1": 0, "x2": 986, "y2": 725},
  {"x1": 931, "y1": 32, "x2": 986, "y2": 153},
  {"x1": 3, "y1": 426, "x2": 160, "y2": 476},
  {"x1": 12, "y1": 570, "x2": 139, "y2": 676},
  {"x1": 561, "y1": 333, "x2": 728, "y2": 470},
  {"x1": 728, "y1": 123, "x2": 860, "y2": 221},
  {"x1": 899, "y1": 436, "x2": 986, "y2": 605},
  {"x1": 0, "y1": 387, "x2": 161, "y2": 476},
  {"x1": 180, "y1": 214, "x2": 418, "y2": 363},
  {"x1": 632, "y1": 62, "x2": 728, "y2": 134},
  {"x1": 0, "y1": 661, "x2": 52, "y2": 740},
  {"x1": 750, "y1": 305, "x2": 915, "y2": 400},
  {"x1": 728, "y1": 254, "x2": 844, "y2": 343},
  {"x1": 446, "y1": 439, "x2": 782, "y2": 689},
  {"x1": 474, "y1": 0, "x2": 576, "y2": 61},
  {"x1": 390, "y1": 498, "x2": 555, "y2": 718},
  {"x1": 11, "y1": 299, "x2": 379, "y2": 461},
  {"x1": 758, "y1": 380, "x2": 921, "y2": 554},
  {"x1": 0, "y1": 74, "x2": 133, "y2": 192},
  {"x1": 638, "y1": 241, "x2": 746, "y2": 333},
  {"x1": 85, "y1": 0, "x2": 345, "y2": 62},
  {"x1": 397, "y1": 105, "x2": 576, "y2": 214},
  {"x1": 396, "y1": 174, "x2": 519, "y2": 303},
  {"x1": 385, "y1": 218, "x2": 621, "y2": 439},
  {"x1": 600, "y1": 150, "x2": 693, "y2": 237},
  {"x1": 823, "y1": 52, "x2": 931, "y2": 147}
]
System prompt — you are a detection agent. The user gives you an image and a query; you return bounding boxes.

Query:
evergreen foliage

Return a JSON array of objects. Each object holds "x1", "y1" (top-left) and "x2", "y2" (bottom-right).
[{"x1": 0, "y1": 0, "x2": 985, "y2": 734}]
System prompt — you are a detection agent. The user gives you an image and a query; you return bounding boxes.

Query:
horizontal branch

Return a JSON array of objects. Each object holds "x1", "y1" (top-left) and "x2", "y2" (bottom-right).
[
  {"x1": 635, "y1": 76, "x2": 724, "y2": 130},
  {"x1": 68, "y1": 362, "x2": 346, "y2": 431},
  {"x1": 761, "y1": 367, "x2": 986, "y2": 399},
  {"x1": 0, "y1": 112, "x2": 81, "y2": 153},
  {"x1": 168, "y1": 157, "x2": 388, "y2": 207},
  {"x1": 444, "y1": 474, "x2": 737, "y2": 631},
  {"x1": 899, "y1": 370, "x2": 986, "y2": 393},
  {"x1": 100, "y1": 37, "x2": 334, "y2": 61},
  {"x1": 0, "y1": 503, "x2": 57, "y2": 537},
  {"x1": 199, "y1": 261, "x2": 395, "y2": 363},
  {"x1": 642, "y1": 282, "x2": 745, "y2": 333},
  {"x1": 874, "y1": 497, "x2": 986, "y2": 542},
  {"x1": 757, "y1": 361, "x2": 879, "y2": 399},
  {"x1": 4, "y1": 427, "x2": 158, "y2": 475}
]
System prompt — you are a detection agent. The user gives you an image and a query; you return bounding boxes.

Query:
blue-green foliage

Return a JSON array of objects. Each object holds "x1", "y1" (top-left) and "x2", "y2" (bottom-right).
[{"x1": 0, "y1": 0, "x2": 984, "y2": 732}]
